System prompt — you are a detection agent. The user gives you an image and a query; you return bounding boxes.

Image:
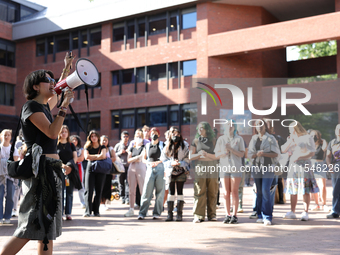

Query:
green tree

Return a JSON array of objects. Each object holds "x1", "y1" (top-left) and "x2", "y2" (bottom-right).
[
  {"x1": 288, "y1": 41, "x2": 337, "y2": 84},
  {"x1": 295, "y1": 41, "x2": 337, "y2": 59},
  {"x1": 287, "y1": 112, "x2": 338, "y2": 142}
]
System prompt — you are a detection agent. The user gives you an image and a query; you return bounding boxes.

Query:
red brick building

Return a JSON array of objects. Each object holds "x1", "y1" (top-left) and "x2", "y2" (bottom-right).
[{"x1": 1, "y1": 0, "x2": 340, "y2": 144}]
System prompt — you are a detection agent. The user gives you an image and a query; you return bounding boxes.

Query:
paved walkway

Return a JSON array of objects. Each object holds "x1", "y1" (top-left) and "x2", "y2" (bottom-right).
[{"x1": 0, "y1": 181, "x2": 339, "y2": 255}]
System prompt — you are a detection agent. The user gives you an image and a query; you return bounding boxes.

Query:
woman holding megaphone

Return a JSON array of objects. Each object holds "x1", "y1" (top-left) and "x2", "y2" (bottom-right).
[{"x1": 1, "y1": 52, "x2": 75, "y2": 255}]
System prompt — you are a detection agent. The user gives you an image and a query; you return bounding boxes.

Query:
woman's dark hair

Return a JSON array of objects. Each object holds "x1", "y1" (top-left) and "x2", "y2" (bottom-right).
[
  {"x1": 23, "y1": 69, "x2": 54, "y2": 100},
  {"x1": 311, "y1": 130, "x2": 323, "y2": 147},
  {"x1": 84, "y1": 130, "x2": 100, "y2": 150},
  {"x1": 165, "y1": 128, "x2": 185, "y2": 157},
  {"x1": 70, "y1": 135, "x2": 82, "y2": 149},
  {"x1": 254, "y1": 118, "x2": 271, "y2": 135}
]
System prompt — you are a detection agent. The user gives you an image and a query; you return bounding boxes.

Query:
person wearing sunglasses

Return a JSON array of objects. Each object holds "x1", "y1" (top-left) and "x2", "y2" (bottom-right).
[{"x1": 1, "y1": 52, "x2": 75, "y2": 254}]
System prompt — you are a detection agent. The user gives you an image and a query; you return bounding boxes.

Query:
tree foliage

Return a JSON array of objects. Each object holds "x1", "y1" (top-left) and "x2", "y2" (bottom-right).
[
  {"x1": 287, "y1": 112, "x2": 338, "y2": 142},
  {"x1": 288, "y1": 41, "x2": 338, "y2": 84},
  {"x1": 294, "y1": 41, "x2": 337, "y2": 59}
]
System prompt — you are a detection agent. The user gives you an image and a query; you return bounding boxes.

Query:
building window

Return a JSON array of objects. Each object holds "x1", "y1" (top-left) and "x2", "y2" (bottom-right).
[
  {"x1": 137, "y1": 67, "x2": 145, "y2": 82},
  {"x1": 149, "y1": 13, "x2": 166, "y2": 35},
  {"x1": 72, "y1": 32, "x2": 78, "y2": 50},
  {"x1": 137, "y1": 108, "x2": 146, "y2": 127},
  {"x1": 90, "y1": 27, "x2": 101, "y2": 46},
  {"x1": 127, "y1": 20, "x2": 135, "y2": 39},
  {"x1": 0, "y1": 0, "x2": 19, "y2": 23},
  {"x1": 0, "y1": 39, "x2": 15, "y2": 67},
  {"x1": 170, "y1": 11, "x2": 178, "y2": 32},
  {"x1": 112, "y1": 71, "x2": 119, "y2": 86},
  {"x1": 36, "y1": 38, "x2": 45, "y2": 56},
  {"x1": 56, "y1": 34, "x2": 69, "y2": 52},
  {"x1": 111, "y1": 111, "x2": 120, "y2": 129},
  {"x1": 138, "y1": 18, "x2": 145, "y2": 37},
  {"x1": 122, "y1": 69, "x2": 135, "y2": 84},
  {"x1": 182, "y1": 59, "x2": 196, "y2": 76},
  {"x1": 69, "y1": 112, "x2": 100, "y2": 132},
  {"x1": 20, "y1": 5, "x2": 36, "y2": 20},
  {"x1": 113, "y1": 23, "x2": 124, "y2": 42},
  {"x1": 181, "y1": 7, "x2": 196, "y2": 30},
  {"x1": 81, "y1": 112, "x2": 101, "y2": 131},
  {"x1": 182, "y1": 103, "x2": 197, "y2": 125},
  {"x1": 81, "y1": 30, "x2": 88, "y2": 48},
  {"x1": 169, "y1": 62, "x2": 178, "y2": 78},
  {"x1": 149, "y1": 106, "x2": 167, "y2": 127},
  {"x1": 122, "y1": 109, "x2": 135, "y2": 128},
  {"x1": 0, "y1": 82, "x2": 14, "y2": 106},
  {"x1": 149, "y1": 64, "x2": 166, "y2": 81},
  {"x1": 47, "y1": 37, "x2": 53, "y2": 54},
  {"x1": 170, "y1": 105, "x2": 179, "y2": 125}
]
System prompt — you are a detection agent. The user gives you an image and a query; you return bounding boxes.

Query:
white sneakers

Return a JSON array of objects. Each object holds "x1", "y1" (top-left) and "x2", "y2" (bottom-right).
[
  {"x1": 255, "y1": 219, "x2": 271, "y2": 225},
  {"x1": 99, "y1": 204, "x2": 108, "y2": 212},
  {"x1": 283, "y1": 211, "x2": 309, "y2": 221},
  {"x1": 11, "y1": 210, "x2": 18, "y2": 217},
  {"x1": 283, "y1": 211, "x2": 297, "y2": 219},
  {"x1": 3, "y1": 219, "x2": 11, "y2": 224},
  {"x1": 193, "y1": 216, "x2": 202, "y2": 223},
  {"x1": 124, "y1": 208, "x2": 135, "y2": 217},
  {"x1": 300, "y1": 212, "x2": 309, "y2": 221},
  {"x1": 263, "y1": 220, "x2": 272, "y2": 226},
  {"x1": 323, "y1": 205, "x2": 331, "y2": 212}
]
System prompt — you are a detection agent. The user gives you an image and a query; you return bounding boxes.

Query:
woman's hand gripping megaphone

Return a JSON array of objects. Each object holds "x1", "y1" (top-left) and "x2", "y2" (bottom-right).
[
  {"x1": 61, "y1": 88, "x2": 75, "y2": 107},
  {"x1": 59, "y1": 51, "x2": 76, "y2": 103}
]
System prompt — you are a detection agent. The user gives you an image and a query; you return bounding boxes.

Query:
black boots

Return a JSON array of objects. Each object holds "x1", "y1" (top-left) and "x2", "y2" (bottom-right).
[
  {"x1": 176, "y1": 200, "x2": 184, "y2": 221},
  {"x1": 166, "y1": 201, "x2": 174, "y2": 221},
  {"x1": 166, "y1": 200, "x2": 184, "y2": 221}
]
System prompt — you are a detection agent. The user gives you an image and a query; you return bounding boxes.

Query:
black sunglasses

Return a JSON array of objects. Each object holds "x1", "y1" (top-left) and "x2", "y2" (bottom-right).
[{"x1": 43, "y1": 77, "x2": 56, "y2": 85}]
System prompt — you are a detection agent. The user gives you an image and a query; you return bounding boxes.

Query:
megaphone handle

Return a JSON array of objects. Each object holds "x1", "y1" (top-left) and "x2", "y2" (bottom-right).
[{"x1": 62, "y1": 87, "x2": 73, "y2": 104}]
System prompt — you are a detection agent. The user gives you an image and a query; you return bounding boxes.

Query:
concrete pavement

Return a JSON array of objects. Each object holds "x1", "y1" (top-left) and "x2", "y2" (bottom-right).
[{"x1": 0, "y1": 181, "x2": 339, "y2": 255}]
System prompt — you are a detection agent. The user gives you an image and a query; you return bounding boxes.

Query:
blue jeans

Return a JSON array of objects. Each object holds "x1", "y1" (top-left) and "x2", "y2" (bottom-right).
[
  {"x1": 253, "y1": 170, "x2": 275, "y2": 221},
  {"x1": 62, "y1": 175, "x2": 75, "y2": 215},
  {"x1": 331, "y1": 170, "x2": 340, "y2": 214},
  {"x1": 0, "y1": 179, "x2": 15, "y2": 220},
  {"x1": 139, "y1": 163, "x2": 165, "y2": 217},
  {"x1": 252, "y1": 176, "x2": 277, "y2": 212}
]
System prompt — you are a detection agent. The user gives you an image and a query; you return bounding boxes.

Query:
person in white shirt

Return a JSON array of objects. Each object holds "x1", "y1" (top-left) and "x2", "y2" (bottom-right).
[
  {"x1": 215, "y1": 120, "x2": 245, "y2": 224},
  {"x1": 282, "y1": 121, "x2": 319, "y2": 221},
  {"x1": 0, "y1": 129, "x2": 19, "y2": 224}
]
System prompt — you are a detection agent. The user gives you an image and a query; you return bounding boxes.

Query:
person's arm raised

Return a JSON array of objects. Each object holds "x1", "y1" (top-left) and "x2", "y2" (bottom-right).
[{"x1": 49, "y1": 52, "x2": 76, "y2": 110}]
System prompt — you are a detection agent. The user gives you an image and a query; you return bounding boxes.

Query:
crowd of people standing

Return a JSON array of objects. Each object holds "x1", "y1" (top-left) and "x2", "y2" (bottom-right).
[{"x1": 3, "y1": 120, "x2": 340, "y2": 228}]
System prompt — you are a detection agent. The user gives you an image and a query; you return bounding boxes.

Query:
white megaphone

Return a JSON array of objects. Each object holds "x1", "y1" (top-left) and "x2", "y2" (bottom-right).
[{"x1": 54, "y1": 58, "x2": 99, "y2": 103}]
